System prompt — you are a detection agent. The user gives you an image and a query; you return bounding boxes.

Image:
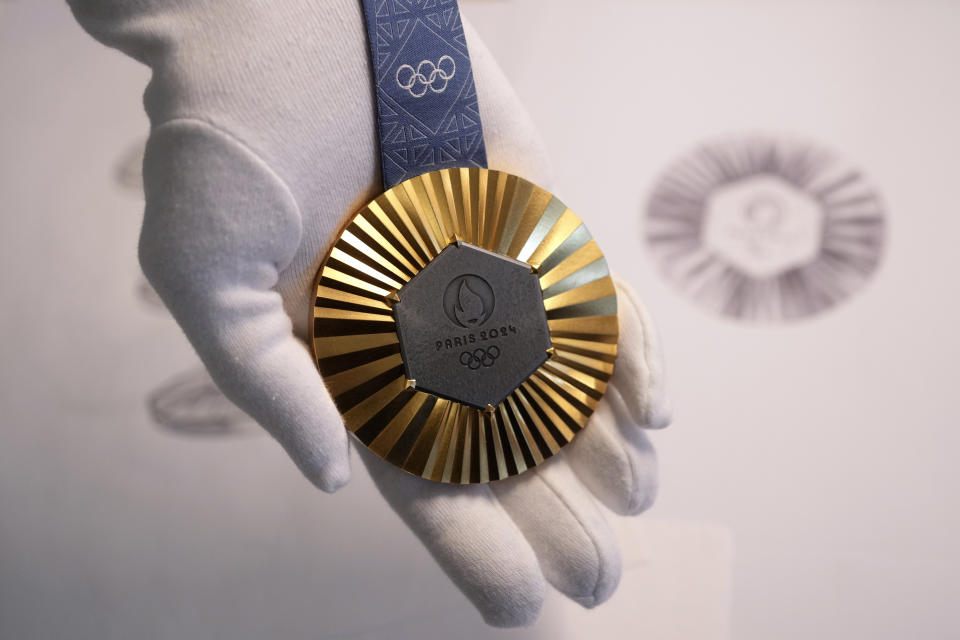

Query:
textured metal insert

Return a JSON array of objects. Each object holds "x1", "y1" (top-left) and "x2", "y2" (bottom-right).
[{"x1": 393, "y1": 243, "x2": 551, "y2": 409}]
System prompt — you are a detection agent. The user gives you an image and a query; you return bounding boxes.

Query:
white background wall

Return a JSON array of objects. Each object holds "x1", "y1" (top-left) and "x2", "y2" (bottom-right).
[
  {"x1": 468, "y1": 1, "x2": 960, "y2": 637},
  {"x1": 1, "y1": 1, "x2": 958, "y2": 638}
]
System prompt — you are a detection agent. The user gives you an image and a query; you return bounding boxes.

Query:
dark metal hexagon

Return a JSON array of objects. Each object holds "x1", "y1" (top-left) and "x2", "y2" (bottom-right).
[{"x1": 393, "y1": 242, "x2": 551, "y2": 409}]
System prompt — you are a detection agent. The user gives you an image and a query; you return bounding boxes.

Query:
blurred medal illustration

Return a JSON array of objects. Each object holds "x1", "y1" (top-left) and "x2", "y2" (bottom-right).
[
  {"x1": 311, "y1": 1, "x2": 617, "y2": 483},
  {"x1": 645, "y1": 135, "x2": 885, "y2": 322}
]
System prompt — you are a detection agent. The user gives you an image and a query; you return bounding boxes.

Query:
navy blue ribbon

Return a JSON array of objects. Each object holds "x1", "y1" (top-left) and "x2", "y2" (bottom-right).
[{"x1": 360, "y1": 0, "x2": 488, "y2": 190}]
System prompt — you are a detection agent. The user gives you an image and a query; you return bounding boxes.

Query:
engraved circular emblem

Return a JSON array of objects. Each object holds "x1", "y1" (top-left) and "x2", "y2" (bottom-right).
[
  {"x1": 443, "y1": 274, "x2": 494, "y2": 328},
  {"x1": 311, "y1": 168, "x2": 618, "y2": 483}
]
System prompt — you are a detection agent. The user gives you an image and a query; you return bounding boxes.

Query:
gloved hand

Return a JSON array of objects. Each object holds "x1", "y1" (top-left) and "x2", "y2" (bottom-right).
[{"x1": 69, "y1": 0, "x2": 670, "y2": 626}]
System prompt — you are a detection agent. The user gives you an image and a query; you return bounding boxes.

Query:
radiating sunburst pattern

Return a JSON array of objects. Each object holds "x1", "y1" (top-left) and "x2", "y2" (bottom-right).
[
  {"x1": 646, "y1": 136, "x2": 886, "y2": 321},
  {"x1": 311, "y1": 168, "x2": 617, "y2": 483}
]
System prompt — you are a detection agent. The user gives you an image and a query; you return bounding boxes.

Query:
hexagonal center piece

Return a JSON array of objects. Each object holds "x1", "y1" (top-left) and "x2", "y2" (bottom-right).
[{"x1": 393, "y1": 242, "x2": 551, "y2": 409}]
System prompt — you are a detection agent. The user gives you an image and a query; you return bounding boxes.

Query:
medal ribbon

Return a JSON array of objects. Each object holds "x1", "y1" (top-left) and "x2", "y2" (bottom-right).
[{"x1": 360, "y1": 0, "x2": 488, "y2": 190}]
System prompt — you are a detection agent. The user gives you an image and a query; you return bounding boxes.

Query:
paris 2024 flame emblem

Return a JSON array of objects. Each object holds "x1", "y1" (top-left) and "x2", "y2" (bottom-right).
[{"x1": 443, "y1": 274, "x2": 495, "y2": 329}]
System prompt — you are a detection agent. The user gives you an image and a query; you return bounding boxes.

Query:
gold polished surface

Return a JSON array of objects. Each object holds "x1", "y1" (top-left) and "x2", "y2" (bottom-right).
[{"x1": 311, "y1": 168, "x2": 618, "y2": 483}]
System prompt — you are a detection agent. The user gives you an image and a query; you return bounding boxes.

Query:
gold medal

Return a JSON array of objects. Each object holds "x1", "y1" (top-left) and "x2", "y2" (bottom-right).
[{"x1": 311, "y1": 168, "x2": 617, "y2": 483}]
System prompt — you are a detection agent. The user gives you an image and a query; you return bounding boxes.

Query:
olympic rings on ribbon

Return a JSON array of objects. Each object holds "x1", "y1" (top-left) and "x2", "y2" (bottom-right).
[
  {"x1": 395, "y1": 55, "x2": 456, "y2": 98},
  {"x1": 459, "y1": 345, "x2": 500, "y2": 370}
]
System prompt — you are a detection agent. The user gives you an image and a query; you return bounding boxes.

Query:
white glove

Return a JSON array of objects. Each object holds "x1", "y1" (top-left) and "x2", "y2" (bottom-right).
[{"x1": 68, "y1": 0, "x2": 671, "y2": 626}]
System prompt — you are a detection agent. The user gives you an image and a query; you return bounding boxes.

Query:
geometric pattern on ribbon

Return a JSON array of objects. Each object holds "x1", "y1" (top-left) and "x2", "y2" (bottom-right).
[{"x1": 361, "y1": 0, "x2": 488, "y2": 189}]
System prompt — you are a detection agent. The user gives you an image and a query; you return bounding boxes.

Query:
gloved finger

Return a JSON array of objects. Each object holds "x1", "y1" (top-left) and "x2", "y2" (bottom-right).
[
  {"x1": 140, "y1": 119, "x2": 351, "y2": 492},
  {"x1": 564, "y1": 388, "x2": 659, "y2": 516},
  {"x1": 610, "y1": 277, "x2": 672, "y2": 429},
  {"x1": 491, "y1": 457, "x2": 621, "y2": 608},
  {"x1": 357, "y1": 446, "x2": 546, "y2": 628}
]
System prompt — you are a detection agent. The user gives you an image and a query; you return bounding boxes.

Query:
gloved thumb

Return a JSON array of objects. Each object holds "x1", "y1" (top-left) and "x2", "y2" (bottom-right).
[{"x1": 140, "y1": 119, "x2": 351, "y2": 491}]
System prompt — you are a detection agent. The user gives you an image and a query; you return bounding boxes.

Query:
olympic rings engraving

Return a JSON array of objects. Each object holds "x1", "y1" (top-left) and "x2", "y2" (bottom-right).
[
  {"x1": 396, "y1": 55, "x2": 456, "y2": 98},
  {"x1": 459, "y1": 345, "x2": 500, "y2": 370}
]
